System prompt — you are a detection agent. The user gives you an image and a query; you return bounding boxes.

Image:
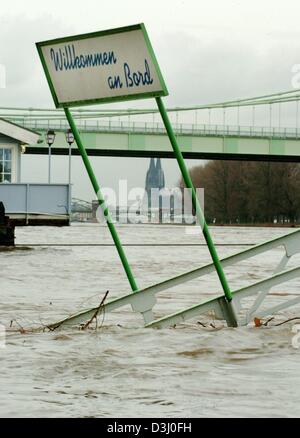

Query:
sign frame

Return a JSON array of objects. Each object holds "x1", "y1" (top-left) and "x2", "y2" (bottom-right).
[
  {"x1": 36, "y1": 23, "x2": 236, "y2": 325},
  {"x1": 36, "y1": 23, "x2": 168, "y2": 108}
]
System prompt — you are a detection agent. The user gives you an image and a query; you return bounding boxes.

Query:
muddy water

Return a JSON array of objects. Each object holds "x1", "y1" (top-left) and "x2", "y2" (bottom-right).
[{"x1": 0, "y1": 224, "x2": 300, "y2": 417}]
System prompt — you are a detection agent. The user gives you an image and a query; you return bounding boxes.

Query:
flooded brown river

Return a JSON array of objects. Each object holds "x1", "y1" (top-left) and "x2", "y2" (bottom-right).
[{"x1": 1, "y1": 224, "x2": 300, "y2": 417}]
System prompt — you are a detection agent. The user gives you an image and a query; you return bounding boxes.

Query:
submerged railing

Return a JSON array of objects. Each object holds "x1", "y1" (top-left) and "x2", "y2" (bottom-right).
[{"x1": 46, "y1": 229, "x2": 300, "y2": 330}]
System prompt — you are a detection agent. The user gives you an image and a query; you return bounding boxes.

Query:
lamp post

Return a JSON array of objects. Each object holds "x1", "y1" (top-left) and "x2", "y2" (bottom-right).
[
  {"x1": 19, "y1": 144, "x2": 26, "y2": 183},
  {"x1": 65, "y1": 128, "x2": 74, "y2": 185},
  {"x1": 66, "y1": 129, "x2": 75, "y2": 221},
  {"x1": 46, "y1": 130, "x2": 56, "y2": 184}
]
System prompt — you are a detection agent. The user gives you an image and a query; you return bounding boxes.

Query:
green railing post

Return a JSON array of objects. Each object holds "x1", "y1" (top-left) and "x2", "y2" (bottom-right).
[
  {"x1": 64, "y1": 107, "x2": 138, "y2": 292},
  {"x1": 156, "y1": 97, "x2": 237, "y2": 326}
]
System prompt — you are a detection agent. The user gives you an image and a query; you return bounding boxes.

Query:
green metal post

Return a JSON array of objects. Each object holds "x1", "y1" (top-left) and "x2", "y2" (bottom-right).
[
  {"x1": 64, "y1": 107, "x2": 138, "y2": 292},
  {"x1": 156, "y1": 97, "x2": 237, "y2": 326}
]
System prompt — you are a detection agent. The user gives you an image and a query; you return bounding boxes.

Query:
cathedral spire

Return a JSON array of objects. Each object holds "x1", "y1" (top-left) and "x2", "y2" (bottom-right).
[
  {"x1": 155, "y1": 158, "x2": 165, "y2": 190},
  {"x1": 145, "y1": 158, "x2": 157, "y2": 195},
  {"x1": 144, "y1": 158, "x2": 167, "y2": 215}
]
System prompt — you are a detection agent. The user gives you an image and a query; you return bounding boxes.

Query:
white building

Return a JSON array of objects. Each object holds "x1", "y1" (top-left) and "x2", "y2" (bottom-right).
[
  {"x1": 0, "y1": 118, "x2": 40, "y2": 183},
  {"x1": 0, "y1": 118, "x2": 71, "y2": 225}
]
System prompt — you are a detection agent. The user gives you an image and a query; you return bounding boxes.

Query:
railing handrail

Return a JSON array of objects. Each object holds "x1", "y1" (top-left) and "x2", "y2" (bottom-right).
[{"x1": 18, "y1": 118, "x2": 300, "y2": 140}]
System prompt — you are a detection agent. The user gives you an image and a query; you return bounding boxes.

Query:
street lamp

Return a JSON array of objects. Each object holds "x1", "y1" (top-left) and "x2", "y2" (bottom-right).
[
  {"x1": 46, "y1": 130, "x2": 56, "y2": 184},
  {"x1": 65, "y1": 129, "x2": 74, "y2": 185},
  {"x1": 65, "y1": 129, "x2": 75, "y2": 221},
  {"x1": 66, "y1": 128, "x2": 74, "y2": 144}
]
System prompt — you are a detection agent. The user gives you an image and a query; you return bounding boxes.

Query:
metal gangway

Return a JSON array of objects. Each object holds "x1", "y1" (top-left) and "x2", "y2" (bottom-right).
[{"x1": 47, "y1": 229, "x2": 300, "y2": 329}]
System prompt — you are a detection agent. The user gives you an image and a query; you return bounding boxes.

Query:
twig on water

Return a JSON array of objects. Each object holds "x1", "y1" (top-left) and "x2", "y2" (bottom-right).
[
  {"x1": 44, "y1": 290, "x2": 110, "y2": 332},
  {"x1": 254, "y1": 316, "x2": 300, "y2": 327},
  {"x1": 263, "y1": 317, "x2": 275, "y2": 326},
  {"x1": 274, "y1": 317, "x2": 300, "y2": 327},
  {"x1": 81, "y1": 290, "x2": 109, "y2": 330},
  {"x1": 10, "y1": 319, "x2": 26, "y2": 334}
]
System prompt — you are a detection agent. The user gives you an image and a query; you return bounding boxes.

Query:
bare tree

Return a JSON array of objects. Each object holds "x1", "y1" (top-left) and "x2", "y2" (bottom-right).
[{"x1": 179, "y1": 160, "x2": 300, "y2": 225}]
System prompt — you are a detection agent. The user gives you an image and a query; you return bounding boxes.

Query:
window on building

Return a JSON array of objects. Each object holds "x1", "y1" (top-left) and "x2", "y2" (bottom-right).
[{"x1": 0, "y1": 148, "x2": 12, "y2": 183}]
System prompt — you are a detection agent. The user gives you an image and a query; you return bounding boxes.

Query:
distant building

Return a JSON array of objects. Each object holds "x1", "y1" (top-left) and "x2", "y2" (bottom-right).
[
  {"x1": 145, "y1": 158, "x2": 165, "y2": 210},
  {"x1": 155, "y1": 157, "x2": 165, "y2": 191},
  {"x1": 144, "y1": 158, "x2": 176, "y2": 223}
]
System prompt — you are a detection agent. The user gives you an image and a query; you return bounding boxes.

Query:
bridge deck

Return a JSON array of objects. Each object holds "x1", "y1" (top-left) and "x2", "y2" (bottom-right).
[{"x1": 15, "y1": 120, "x2": 300, "y2": 161}]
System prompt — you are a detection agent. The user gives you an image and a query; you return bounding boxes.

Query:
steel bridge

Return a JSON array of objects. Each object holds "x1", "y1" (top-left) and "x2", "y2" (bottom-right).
[{"x1": 2, "y1": 88, "x2": 300, "y2": 161}]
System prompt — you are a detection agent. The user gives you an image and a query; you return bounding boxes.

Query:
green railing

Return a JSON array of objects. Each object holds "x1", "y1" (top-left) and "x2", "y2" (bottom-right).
[{"x1": 10, "y1": 118, "x2": 300, "y2": 140}]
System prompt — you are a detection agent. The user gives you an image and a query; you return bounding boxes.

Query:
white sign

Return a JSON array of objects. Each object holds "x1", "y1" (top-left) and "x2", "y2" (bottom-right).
[{"x1": 37, "y1": 24, "x2": 168, "y2": 108}]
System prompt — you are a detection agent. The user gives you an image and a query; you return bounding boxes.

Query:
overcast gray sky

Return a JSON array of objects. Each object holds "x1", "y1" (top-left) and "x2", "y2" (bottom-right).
[{"x1": 1, "y1": 0, "x2": 300, "y2": 200}]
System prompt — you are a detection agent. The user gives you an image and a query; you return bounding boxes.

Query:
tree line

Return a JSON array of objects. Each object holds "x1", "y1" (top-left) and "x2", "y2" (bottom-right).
[{"x1": 180, "y1": 161, "x2": 300, "y2": 224}]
